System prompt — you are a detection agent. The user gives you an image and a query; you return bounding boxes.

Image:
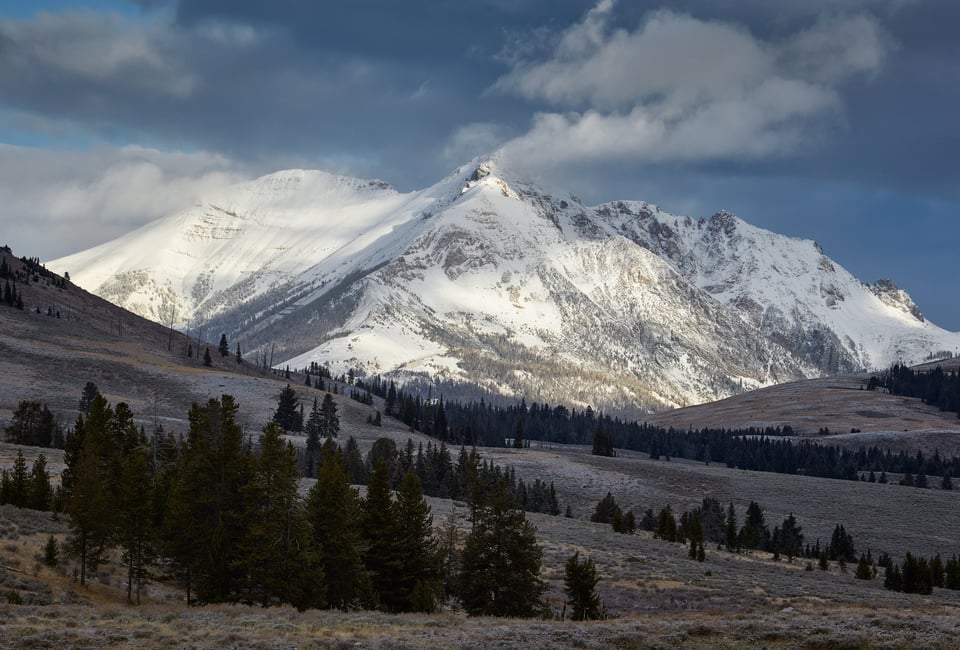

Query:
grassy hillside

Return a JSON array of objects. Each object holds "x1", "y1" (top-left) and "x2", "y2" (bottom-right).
[{"x1": 3, "y1": 246, "x2": 960, "y2": 647}]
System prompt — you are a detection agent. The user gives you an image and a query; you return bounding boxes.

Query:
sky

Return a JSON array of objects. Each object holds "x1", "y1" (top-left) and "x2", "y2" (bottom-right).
[{"x1": 0, "y1": 0, "x2": 958, "y2": 329}]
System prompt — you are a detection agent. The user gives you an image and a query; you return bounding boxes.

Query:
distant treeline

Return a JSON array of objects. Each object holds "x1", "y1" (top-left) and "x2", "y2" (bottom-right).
[
  {"x1": 868, "y1": 363, "x2": 960, "y2": 418},
  {"x1": 354, "y1": 376, "x2": 960, "y2": 487}
]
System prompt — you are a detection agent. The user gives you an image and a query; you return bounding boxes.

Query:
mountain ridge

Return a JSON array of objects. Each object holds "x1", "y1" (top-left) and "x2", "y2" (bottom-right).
[{"x1": 48, "y1": 159, "x2": 960, "y2": 413}]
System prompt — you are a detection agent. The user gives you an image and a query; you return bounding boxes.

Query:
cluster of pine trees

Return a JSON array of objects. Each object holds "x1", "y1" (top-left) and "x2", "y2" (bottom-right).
[
  {"x1": 595, "y1": 494, "x2": 858, "y2": 568},
  {"x1": 50, "y1": 390, "x2": 551, "y2": 614},
  {"x1": 883, "y1": 552, "x2": 960, "y2": 595},
  {"x1": 869, "y1": 363, "x2": 960, "y2": 418},
  {"x1": 590, "y1": 492, "x2": 635, "y2": 534},
  {"x1": 0, "y1": 251, "x2": 68, "y2": 311},
  {"x1": 0, "y1": 450, "x2": 56, "y2": 511},
  {"x1": 4, "y1": 400, "x2": 65, "y2": 448}
]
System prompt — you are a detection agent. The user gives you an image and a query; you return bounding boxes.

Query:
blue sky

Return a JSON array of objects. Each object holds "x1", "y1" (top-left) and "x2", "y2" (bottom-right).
[{"x1": 1, "y1": 0, "x2": 958, "y2": 329}]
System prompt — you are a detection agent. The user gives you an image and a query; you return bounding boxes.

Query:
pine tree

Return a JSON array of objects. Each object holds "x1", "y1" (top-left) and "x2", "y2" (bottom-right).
[
  {"x1": 320, "y1": 393, "x2": 340, "y2": 439},
  {"x1": 361, "y1": 461, "x2": 404, "y2": 611},
  {"x1": 43, "y1": 535, "x2": 59, "y2": 567},
  {"x1": 591, "y1": 426, "x2": 614, "y2": 457},
  {"x1": 385, "y1": 382, "x2": 398, "y2": 416},
  {"x1": 725, "y1": 502, "x2": 737, "y2": 551},
  {"x1": 564, "y1": 551, "x2": 603, "y2": 620},
  {"x1": 27, "y1": 454, "x2": 52, "y2": 511},
  {"x1": 5, "y1": 400, "x2": 52, "y2": 446},
  {"x1": 306, "y1": 452, "x2": 365, "y2": 609},
  {"x1": 738, "y1": 501, "x2": 770, "y2": 551},
  {"x1": 343, "y1": 436, "x2": 367, "y2": 484},
  {"x1": 396, "y1": 472, "x2": 439, "y2": 612},
  {"x1": 590, "y1": 492, "x2": 619, "y2": 524},
  {"x1": 304, "y1": 398, "x2": 322, "y2": 477},
  {"x1": 218, "y1": 333, "x2": 229, "y2": 357},
  {"x1": 203, "y1": 347, "x2": 212, "y2": 367},
  {"x1": 8, "y1": 450, "x2": 28, "y2": 508},
  {"x1": 655, "y1": 505, "x2": 678, "y2": 542},
  {"x1": 164, "y1": 396, "x2": 251, "y2": 603},
  {"x1": 273, "y1": 384, "x2": 302, "y2": 432},
  {"x1": 237, "y1": 422, "x2": 318, "y2": 608},
  {"x1": 235, "y1": 342, "x2": 242, "y2": 365},
  {"x1": 779, "y1": 513, "x2": 803, "y2": 560},
  {"x1": 115, "y1": 423, "x2": 154, "y2": 604},
  {"x1": 64, "y1": 395, "x2": 115, "y2": 587},
  {"x1": 458, "y1": 480, "x2": 547, "y2": 618},
  {"x1": 78, "y1": 382, "x2": 99, "y2": 416}
]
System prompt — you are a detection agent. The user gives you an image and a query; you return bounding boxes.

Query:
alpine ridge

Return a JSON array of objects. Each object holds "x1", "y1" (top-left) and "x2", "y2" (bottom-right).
[{"x1": 49, "y1": 159, "x2": 960, "y2": 414}]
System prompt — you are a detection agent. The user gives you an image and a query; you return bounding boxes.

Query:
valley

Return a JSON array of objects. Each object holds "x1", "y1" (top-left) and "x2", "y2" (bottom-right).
[{"x1": 3, "y1": 234, "x2": 960, "y2": 647}]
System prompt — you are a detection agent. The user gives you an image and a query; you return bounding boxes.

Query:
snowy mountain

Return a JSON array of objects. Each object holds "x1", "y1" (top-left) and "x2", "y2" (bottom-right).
[{"x1": 49, "y1": 159, "x2": 960, "y2": 413}]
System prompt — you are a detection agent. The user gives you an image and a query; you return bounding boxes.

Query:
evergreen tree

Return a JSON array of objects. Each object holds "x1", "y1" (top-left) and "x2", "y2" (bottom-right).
[
  {"x1": 725, "y1": 502, "x2": 738, "y2": 551},
  {"x1": 590, "y1": 492, "x2": 620, "y2": 524},
  {"x1": 564, "y1": 551, "x2": 603, "y2": 620},
  {"x1": 64, "y1": 395, "x2": 115, "y2": 587},
  {"x1": 828, "y1": 524, "x2": 856, "y2": 562},
  {"x1": 320, "y1": 393, "x2": 340, "y2": 439},
  {"x1": 8, "y1": 450, "x2": 28, "y2": 508},
  {"x1": 385, "y1": 382, "x2": 398, "y2": 416},
  {"x1": 738, "y1": 501, "x2": 771, "y2": 551},
  {"x1": 235, "y1": 342, "x2": 242, "y2": 364},
  {"x1": 218, "y1": 333, "x2": 229, "y2": 357},
  {"x1": 944, "y1": 555, "x2": 960, "y2": 590},
  {"x1": 78, "y1": 382, "x2": 99, "y2": 416},
  {"x1": 27, "y1": 454, "x2": 52, "y2": 511},
  {"x1": 513, "y1": 419, "x2": 524, "y2": 449},
  {"x1": 115, "y1": 422, "x2": 154, "y2": 604},
  {"x1": 203, "y1": 347, "x2": 212, "y2": 367},
  {"x1": 655, "y1": 505, "x2": 678, "y2": 542},
  {"x1": 304, "y1": 398, "x2": 322, "y2": 477},
  {"x1": 43, "y1": 535, "x2": 59, "y2": 567},
  {"x1": 164, "y1": 396, "x2": 251, "y2": 603},
  {"x1": 5, "y1": 400, "x2": 58, "y2": 447},
  {"x1": 458, "y1": 480, "x2": 547, "y2": 617},
  {"x1": 688, "y1": 515, "x2": 704, "y2": 560},
  {"x1": 592, "y1": 426, "x2": 614, "y2": 457},
  {"x1": 396, "y1": 472, "x2": 439, "y2": 612},
  {"x1": 778, "y1": 513, "x2": 803, "y2": 560},
  {"x1": 855, "y1": 553, "x2": 873, "y2": 580},
  {"x1": 237, "y1": 422, "x2": 317, "y2": 608},
  {"x1": 306, "y1": 451, "x2": 365, "y2": 609},
  {"x1": 273, "y1": 384, "x2": 302, "y2": 433},
  {"x1": 884, "y1": 562, "x2": 903, "y2": 591},
  {"x1": 342, "y1": 436, "x2": 367, "y2": 485},
  {"x1": 361, "y1": 461, "x2": 404, "y2": 611}
]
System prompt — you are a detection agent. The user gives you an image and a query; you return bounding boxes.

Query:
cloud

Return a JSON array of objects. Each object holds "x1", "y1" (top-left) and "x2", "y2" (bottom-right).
[
  {"x1": 0, "y1": 10, "x2": 198, "y2": 100},
  {"x1": 0, "y1": 144, "x2": 249, "y2": 260},
  {"x1": 442, "y1": 122, "x2": 514, "y2": 163},
  {"x1": 493, "y1": 4, "x2": 891, "y2": 169}
]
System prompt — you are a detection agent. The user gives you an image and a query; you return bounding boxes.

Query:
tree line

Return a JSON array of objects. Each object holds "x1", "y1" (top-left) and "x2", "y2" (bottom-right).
[
  {"x1": 868, "y1": 363, "x2": 960, "y2": 419},
  {"x1": 344, "y1": 376, "x2": 960, "y2": 488}
]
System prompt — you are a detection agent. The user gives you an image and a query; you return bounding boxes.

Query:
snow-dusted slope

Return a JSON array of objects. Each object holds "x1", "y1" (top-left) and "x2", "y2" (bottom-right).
[{"x1": 49, "y1": 160, "x2": 960, "y2": 413}]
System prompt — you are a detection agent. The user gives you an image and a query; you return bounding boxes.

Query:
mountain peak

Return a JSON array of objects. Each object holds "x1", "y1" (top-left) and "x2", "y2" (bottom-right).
[{"x1": 869, "y1": 279, "x2": 924, "y2": 322}]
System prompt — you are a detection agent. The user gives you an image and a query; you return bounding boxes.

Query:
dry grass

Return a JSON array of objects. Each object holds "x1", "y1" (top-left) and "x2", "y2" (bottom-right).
[{"x1": 5, "y1": 255, "x2": 960, "y2": 646}]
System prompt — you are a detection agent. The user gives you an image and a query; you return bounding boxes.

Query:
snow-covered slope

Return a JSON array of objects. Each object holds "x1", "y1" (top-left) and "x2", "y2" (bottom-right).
[{"x1": 49, "y1": 160, "x2": 960, "y2": 413}]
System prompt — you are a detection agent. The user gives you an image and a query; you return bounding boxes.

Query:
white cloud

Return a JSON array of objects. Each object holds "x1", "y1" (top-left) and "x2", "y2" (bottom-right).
[
  {"x1": 0, "y1": 145, "x2": 249, "y2": 260},
  {"x1": 442, "y1": 122, "x2": 514, "y2": 162},
  {"x1": 492, "y1": 3, "x2": 892, "y2": 169}
]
